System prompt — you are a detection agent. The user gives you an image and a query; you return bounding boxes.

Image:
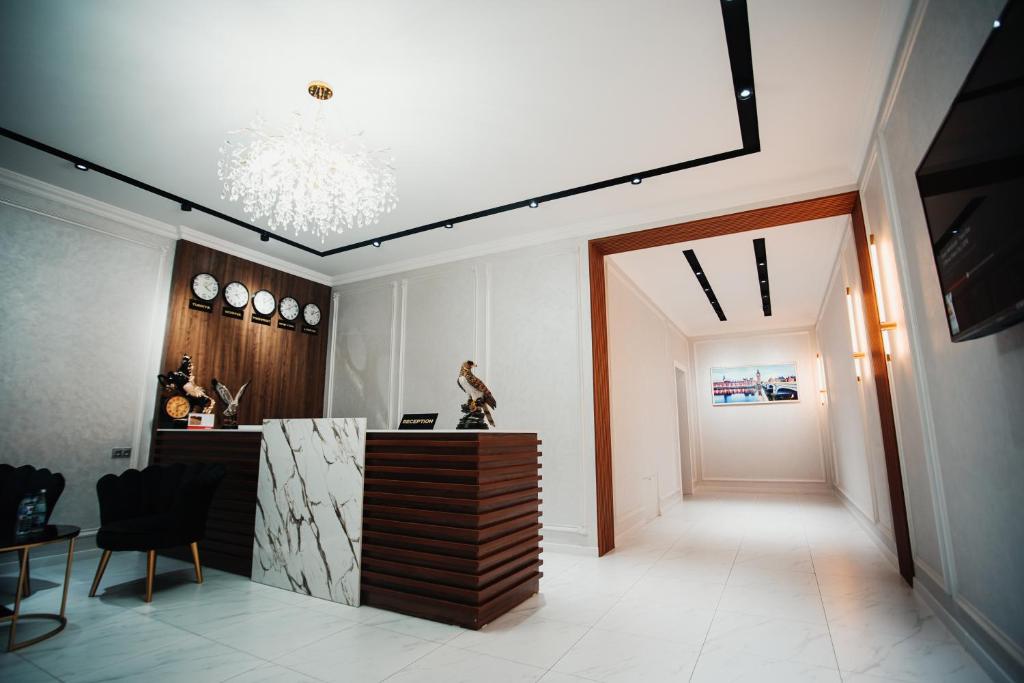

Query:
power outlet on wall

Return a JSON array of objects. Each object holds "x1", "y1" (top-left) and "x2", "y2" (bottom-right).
[{"x1": 111, "y1": 447, "x2": 131, "y2": 459}]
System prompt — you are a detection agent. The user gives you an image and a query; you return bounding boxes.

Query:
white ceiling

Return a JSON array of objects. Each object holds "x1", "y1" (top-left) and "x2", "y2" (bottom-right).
[
  {"x1": 609, "y1": 216, "x2": 849, "y2": 337},
  {"x1": 0, "y1": 1, "x2": 908, "y2": 280}
]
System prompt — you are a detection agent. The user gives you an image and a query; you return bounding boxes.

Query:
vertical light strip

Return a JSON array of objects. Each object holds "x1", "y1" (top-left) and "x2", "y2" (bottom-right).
[
  {"x1": 816, "y1": 352, "x2": 828, "y2": 405},
  {"x1": 845, "y1": 286, "x2": 864, "y2": 382},
  {"x1": 868, "y1": 234, "x2": 893, "y2": 360}
]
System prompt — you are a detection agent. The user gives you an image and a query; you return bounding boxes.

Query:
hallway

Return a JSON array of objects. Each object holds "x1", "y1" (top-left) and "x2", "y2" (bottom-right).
[{"x1": 525, "y1": 492, "x2": 987, "y2": 682}]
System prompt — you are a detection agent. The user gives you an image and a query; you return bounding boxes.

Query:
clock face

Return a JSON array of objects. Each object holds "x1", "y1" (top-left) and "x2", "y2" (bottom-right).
[
  {"x1": 253, "y1": 289, "x2": 276, "y2": 316},
  {"x1": 224, "y1": 281, "x2": 249, "y2": 309},
  {"x1": 279, "y1": 296, "x2": 299, "y2": 321},
  {"x1": 165, "y1": 395, "x2": 191, "y2": 419},
  {"x1": 303, "y1": 303, "x2": 321, "y2": 326},
  {"x1": 191, "y1": 273, "x2": 219, "y2": 301}
]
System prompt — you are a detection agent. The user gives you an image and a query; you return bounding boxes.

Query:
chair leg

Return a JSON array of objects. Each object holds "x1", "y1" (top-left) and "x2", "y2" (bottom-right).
[
  {"x1": 189, "y1": 542, "x2": 203, "y2": 584},
  {"x1": 18, "y1": 549, "x2": 31, "y2": 596},
  {"x1": 145, "y1": 550, "x2": 156, "y2": 603},
  {"x1": 89, "y1": 549, "x2": 112, "y2": 597}
]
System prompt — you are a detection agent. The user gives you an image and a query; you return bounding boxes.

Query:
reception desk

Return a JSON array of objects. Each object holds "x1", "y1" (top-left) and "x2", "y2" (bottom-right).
[
  {"x1": 361, "y1": 431, "x2": 543, "y2": 629},
  {"x1": 151, "y1": 427, "x2": 542, "y2": 629}
]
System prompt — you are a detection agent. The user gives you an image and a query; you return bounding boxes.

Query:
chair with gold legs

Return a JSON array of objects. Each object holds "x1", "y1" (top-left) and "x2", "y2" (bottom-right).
[{"x1": 88, "y1": 463, "x2": 224, "y2": 602}]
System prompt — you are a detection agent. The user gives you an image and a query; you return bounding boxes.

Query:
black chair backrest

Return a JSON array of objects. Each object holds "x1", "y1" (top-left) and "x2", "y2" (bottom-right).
[
  {"x1": 97, "y1": 463, "x2": 226, "y2": 539},
  {"x1": 0, "y1": 464, "x2": 66, "y2": 526}
]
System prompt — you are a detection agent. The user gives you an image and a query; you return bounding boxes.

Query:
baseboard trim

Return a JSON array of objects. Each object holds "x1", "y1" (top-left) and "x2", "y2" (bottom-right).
[
  {"x1": 833, "y1": 485, "x2": 898, "y2": 563},
  {"x1": 695, "y1": 479, "x2": 830, "y2": 494},
  {"x1": 540, "y1": 541, "x2": 599, "y2": 557},
  {"x1": 914, "y1": 569, "x2": 1023, "y2": 683}
]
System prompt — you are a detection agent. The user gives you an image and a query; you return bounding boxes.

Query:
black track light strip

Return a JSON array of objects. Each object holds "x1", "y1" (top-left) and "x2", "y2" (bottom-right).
[
  {"x1": 684, "y1": 249, "x2": 726, "y2": 322},
  {"x1": 753, "y1": 237, "x2": 771, "y2": 316},
  {"x1": 0, "y1": 0, "x2": 758, "y2": 257}
]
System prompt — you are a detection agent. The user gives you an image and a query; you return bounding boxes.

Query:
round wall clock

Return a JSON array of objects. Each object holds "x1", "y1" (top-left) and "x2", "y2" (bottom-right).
[
  {"x1": 191, "y1": 273, "x2": 219, "y2": 301},
  {"x1": 164, "y1": 395, "x2": 191, "y2": 419},
  {"x1": 279, "y1": 296, "x2": 299, "y2": 321},
  {"x1": 303, "y1": 303, "x2": 322, "y2": 326},
  {"x1": 224, "y1": 281, "x2": 250, "y2": 309},
  {"x1": 253, "y1": 289, "x2": 276, "y2": 316}
]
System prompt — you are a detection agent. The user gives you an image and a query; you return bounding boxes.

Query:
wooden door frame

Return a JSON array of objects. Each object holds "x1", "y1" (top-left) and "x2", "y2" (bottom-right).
[{"x1": 588, "y1": 190, "x2": 915, "y2": 584}]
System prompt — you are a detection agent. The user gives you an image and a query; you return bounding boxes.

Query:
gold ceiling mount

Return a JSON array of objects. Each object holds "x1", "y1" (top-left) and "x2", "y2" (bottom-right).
[{"x1": 307, "y1": 81, "x2": 333, "y2": 101}]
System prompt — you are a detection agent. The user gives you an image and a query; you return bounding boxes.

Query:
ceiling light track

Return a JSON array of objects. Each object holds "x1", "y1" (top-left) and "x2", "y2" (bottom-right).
[
  {"x1": 753, "y1": 237, "x2": 771, "y2": 316},
  {"x1": 0, "y1": 0, "x2": 758, "y2": 257},
  {"x1": 684, "y1": 249, "x2": 726, "y2": 321}
]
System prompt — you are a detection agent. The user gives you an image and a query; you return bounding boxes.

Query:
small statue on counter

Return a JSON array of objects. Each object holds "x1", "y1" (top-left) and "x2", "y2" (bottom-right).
[
  {"x1": 157, "y1": 354, "x2": 215, "y2": 428},
  {"x1": 457, "y1": 360, "x2": 496, "y2": 430},
  {"x1": 211, "y1": 378, "x2": 250, "y2": 429}
]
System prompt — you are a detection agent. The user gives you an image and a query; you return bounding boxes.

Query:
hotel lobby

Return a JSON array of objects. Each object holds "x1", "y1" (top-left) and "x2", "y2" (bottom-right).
[{"x1": 1, "y1": 1, "x2": 1021, "y2": 682}]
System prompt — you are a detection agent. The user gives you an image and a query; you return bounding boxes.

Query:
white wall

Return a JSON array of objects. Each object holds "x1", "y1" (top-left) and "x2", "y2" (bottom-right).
[
  {"x1": 328, "y1": 240, "x2": 598, "y2": 549},
  {"x1": 859, "y1": 0, "x2": 1024, "y2": 678},
  {"x1": 0, "y1": 171, "x2": 174, "y2": 531},
  {"x1": 605, "y1": 263, "x2": 691, "y2": 538},
  {"x1": 692, "y1": 330, "x2": 826, "y2": 489},
  {"x1": 816, "y1": 226, "x2": 894, "y2": 545}
]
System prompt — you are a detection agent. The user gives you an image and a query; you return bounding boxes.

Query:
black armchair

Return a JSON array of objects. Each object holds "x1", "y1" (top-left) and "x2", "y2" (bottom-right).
[
  {"x1": 0, "y1": 464, "x2": 66, "y2": 595},
  {"x1": 89, "y1": 462, "x2": 224, "y2": 602}
]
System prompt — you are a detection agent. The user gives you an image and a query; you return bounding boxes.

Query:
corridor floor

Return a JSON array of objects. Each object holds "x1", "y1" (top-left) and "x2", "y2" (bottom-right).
[{"x1": 0, "y1": 492, "x2": 989, "y2": 682}]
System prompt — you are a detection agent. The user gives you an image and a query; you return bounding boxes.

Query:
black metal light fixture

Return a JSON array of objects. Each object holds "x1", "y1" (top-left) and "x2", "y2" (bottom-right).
[
  {"x1": 684, "y1": 249, "x2": 726, "y2": 321},
  {"x1": 753, "y1": 237, "x2": 771, "y2": 316}
]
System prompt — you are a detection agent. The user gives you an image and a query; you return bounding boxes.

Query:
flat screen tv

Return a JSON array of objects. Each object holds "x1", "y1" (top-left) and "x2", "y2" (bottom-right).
[{"x1": 915, "y1": 1, "x2": 1024, "y2": 342}]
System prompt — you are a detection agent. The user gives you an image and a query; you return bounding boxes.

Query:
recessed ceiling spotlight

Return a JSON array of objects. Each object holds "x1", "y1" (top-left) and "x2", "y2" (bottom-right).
[
  {"x1": 696, "y1": 271, "x2": 702, "y2": 276},
  {"x1": 758, "y1": 261, "x2": 765, "y2": 266},
  {"x1": 631, "y1": 177, "x2": 642, "y2": 185},
  {"x1": 704, "y1": 287, "x2": 710, "y2": 291},
  {"x1": 74, "y1": 162, "x2": 88, "y2": 171},
  {"x1": 993, "y1": 18, "x2": 1001, "y2": 28},
  {"x1": 444, "y1": 223, "x2": 454, "y2": 229},
  {"x1": 529, "y1": 199, "x2": 539, "y2": 208},
  {"x1": 738, "y1": 87, "x2": 753, "y2": 100},
  {"x1": 372, "y1": 240, "x2": 382, "y2": 247},
  {"x1": 260, "y1": 232, "x2": 270, "y2": 242},
  {"x1": 760, "y1": 279, "x2": 766, "y2": 283}
]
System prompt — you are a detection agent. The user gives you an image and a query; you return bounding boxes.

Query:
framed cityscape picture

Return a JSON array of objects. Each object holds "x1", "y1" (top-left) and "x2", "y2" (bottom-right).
[{"x1": 711, "y1": 362, "x2": 799, "y2": 406}]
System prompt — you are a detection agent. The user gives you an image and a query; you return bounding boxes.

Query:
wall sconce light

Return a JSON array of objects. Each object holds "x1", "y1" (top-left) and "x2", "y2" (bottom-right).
[
  {"x1": 845, "y1": 286, "x2": 864, "y2": 382},
  {"x1": 868, "y1": 234, "x2": 897, "y2": 361},
  {"x1": 816, "y1": 353, "x2": 828, "y2": 405}
]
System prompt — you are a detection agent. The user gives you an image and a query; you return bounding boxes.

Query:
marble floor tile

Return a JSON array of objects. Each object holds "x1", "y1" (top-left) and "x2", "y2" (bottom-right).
[
  {"x1": 274, "y1": 623, "x2": 441, "y2": 682},
  {"x1": 447, "y1": 611, "x2": 590, "y2": 669},
  {"x1": 701, "y1": 610, "x2": 838, "y2": 667},
  {"x1": 0, "y1": 491, "x2": 990, "y2": 683},
  {"x1": 552, "y1": 627, "x2": 700, "y2": 682},
  {"x1": 690, "y1": 649, "x2": 843, "y2": 683},
  {"x1": 386, "y1": 644, "x2": 546, "y2": 682},
  {"x1": 830, "y1": 625, "x2": 990, "y2": 683}
]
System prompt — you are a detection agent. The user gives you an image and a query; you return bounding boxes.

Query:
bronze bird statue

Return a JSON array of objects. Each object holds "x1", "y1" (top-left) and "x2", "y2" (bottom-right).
[{"x1": 458, "y1": 360, "x2": 496, "y2": 427}]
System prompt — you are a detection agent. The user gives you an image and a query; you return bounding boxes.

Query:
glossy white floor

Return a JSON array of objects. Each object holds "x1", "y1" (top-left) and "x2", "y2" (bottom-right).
[{"x1": 0, "y1": 492, "x2": 990, "y2": 682}]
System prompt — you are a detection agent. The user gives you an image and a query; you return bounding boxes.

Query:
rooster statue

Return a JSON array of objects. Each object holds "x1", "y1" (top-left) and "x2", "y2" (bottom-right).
[{"x1": 457, "y1": 361, "x2": 496, "y2": 429}]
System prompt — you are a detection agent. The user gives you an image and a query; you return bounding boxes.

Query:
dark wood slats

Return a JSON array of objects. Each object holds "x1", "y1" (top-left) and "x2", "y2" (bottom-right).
[
  {"x1": 361, "y1": 431, "x2": 542, "y2": 629},
  {"x1": 151, "y1": 430, "x2": 260, "y2": 576}
]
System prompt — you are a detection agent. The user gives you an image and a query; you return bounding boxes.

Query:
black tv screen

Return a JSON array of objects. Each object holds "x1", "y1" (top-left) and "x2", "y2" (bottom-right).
[{"x1": 915, "y1": 1, "x2": 1024, "y2": 342}]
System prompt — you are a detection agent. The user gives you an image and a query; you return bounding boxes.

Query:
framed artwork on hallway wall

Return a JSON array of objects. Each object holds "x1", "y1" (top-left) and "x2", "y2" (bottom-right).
[{"x1": 711, "y1": 362, "x2": 799, "y2": 405}]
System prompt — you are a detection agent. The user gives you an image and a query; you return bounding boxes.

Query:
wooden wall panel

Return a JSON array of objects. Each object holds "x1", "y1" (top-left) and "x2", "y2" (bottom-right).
[{"x1": 158, "y1": 241, "x2": 330, "y2": 430}]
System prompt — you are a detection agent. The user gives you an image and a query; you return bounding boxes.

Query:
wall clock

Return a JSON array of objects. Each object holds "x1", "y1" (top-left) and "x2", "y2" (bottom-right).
[
  {"x1": 191, "y1": 273, "x2": 219, "y2": 301},
  {"x1": 253, "y1": 289, "x2": 276, "y2": 316},
  {"x1": 224, "y1": 281, "x2": 250, "y2": 309},
  {"x1": 303, "y1": 303, "x2": 321, "y2": 326},
  {"x1": 279, "y1": 296, "x2": 299, "y2": 321},
  {"x1": 164, "y1": 395, "x2": 191, "y2": 420}
]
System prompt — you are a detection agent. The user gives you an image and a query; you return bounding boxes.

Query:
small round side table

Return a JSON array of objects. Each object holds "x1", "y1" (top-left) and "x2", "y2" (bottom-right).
[{"x1": 0, "y1": 524, "x2": 80, "y2": 651}]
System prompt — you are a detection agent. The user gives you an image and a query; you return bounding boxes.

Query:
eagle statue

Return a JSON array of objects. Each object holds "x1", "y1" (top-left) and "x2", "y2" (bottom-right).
[
  {"x1": 211, "y1": 378, "x2": 250, "y2": 428},
  {"x1": 457, "y1": 360, "x2": 496, "y2": 429}
]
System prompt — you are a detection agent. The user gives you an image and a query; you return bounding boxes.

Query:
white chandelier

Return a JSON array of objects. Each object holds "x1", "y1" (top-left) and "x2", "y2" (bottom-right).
[{"x1": 218, "y1": 81, "x2": 398, "y2": 243}]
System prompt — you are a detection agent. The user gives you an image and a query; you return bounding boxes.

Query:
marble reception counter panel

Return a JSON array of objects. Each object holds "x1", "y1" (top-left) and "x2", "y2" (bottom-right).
[{"x1": 252, "y1": 418, "x2": 366, "y2": 606}]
